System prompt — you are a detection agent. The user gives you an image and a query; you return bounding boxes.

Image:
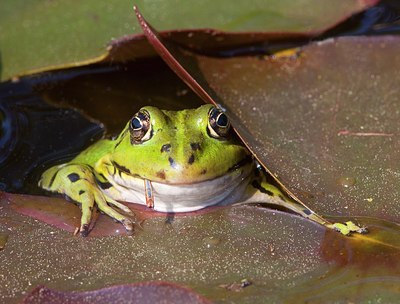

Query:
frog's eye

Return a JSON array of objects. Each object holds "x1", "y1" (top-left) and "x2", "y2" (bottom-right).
[
  {"x1": 129, "y1": 110, "x2": 152, "y2": 144},
  {"x1": 207, "y1": 107, "x2": 231, "y2": 138}
]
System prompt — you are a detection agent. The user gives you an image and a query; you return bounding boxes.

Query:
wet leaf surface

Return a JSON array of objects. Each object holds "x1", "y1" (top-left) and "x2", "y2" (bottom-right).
[
  {"x1": 192, "y1": 36, "x2": 400, "y2": 223},
  {"x1": 0, "y1": 230, "x2": 8, "y2": 251},
  {"x1": 136, "y1": 12, "x2": 400, "y2": 224},
  {"x1": 2, "y1": 192, "x2": 207, "y2": 237},
  {"x1": 23, "y1": 283, "x2": 212, "y2": 304},
  {"x1": 1, "y1": 194, "x2": 399, "y2": 303},
  {"x1": 0, "y1": 0, "x2": 377, "y2": 79}
]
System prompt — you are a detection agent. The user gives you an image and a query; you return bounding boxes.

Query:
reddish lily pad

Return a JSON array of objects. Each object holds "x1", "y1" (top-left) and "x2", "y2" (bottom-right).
[
  {"x1": 194, "y1": 36, "x2": 400, "y2": 223},
  {"x1": 135, "y1": 10, "x2": 400, "y2": 224},
  {"x1": 1, "y1": 192, "x2": 223, "y2": 237},
  {"x1": 23, "y1": 283, "x2": 212, "y2": 304},
  {"x1": 1, "y1": 195, "x2": 399, "y2": 303},
  {"x1": 0, "y1": 231, "x2": 8, "y2": 251}
]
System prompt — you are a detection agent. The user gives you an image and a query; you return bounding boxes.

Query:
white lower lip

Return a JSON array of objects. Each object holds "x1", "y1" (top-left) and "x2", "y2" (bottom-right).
[{"x1": 103, "y1": 163, "x2": 253, "y2": 213}]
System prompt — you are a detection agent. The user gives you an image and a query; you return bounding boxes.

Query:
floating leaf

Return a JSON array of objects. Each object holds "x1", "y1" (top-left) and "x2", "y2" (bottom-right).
[
  {"x1": 135, "y1": 9, "x2": 400, "y2": 224},
  {"x1": 189, "y1": 36, "x2": 400, "y2": 223},
  {"x1": 2, "y1": 192, "x2": 210, "y2": 237},
  {"x1": 22, "y1": 283, "x2": 212, "y2": 304},
  {"x1": 0, "y1": 0, "x2": 377, "y2": 79},
  {"x1": 0, "y1": 231, "x2": 8, "y2": 251},
  {"x1": 1, "y1": 197, "x2": 399, "y2": 303}
]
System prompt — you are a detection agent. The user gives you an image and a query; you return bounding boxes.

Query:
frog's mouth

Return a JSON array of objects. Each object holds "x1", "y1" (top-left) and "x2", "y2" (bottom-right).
[{"x1": 102, "y1": 157, "x2": 254, "y2": 213}]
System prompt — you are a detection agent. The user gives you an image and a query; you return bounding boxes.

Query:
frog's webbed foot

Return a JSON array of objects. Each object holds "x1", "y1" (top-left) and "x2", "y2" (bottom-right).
[
  {"x1": 328, "y1": 221, "x2": 368, "y2": 236},
  {"x1": 39, "y1": 164, "x2": 134, "y2": 236}
]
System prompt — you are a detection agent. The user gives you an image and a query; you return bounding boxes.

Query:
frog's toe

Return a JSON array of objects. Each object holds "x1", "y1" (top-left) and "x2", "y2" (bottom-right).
[
  {"x1": 80, "y1": 224, "x2": 90, "y2": 237},
  {"x1": 357, "y1": 227, "x2": 369, "y2": 234},
  {"x1": 95, "y1": 194, "x2": 134, "y2": 232},
  {"x1": 79, "y1": 192, "x2": 96, "y2": 237},
  {"x1": 121, "y1": 218, "x2": 134, "y2": 233},
  {"x1": 329, "y1": 221, "x2": 368, "y2": 236},
  {"x1": 107, "y1": 198, "x2": 133, "y2": 214}
]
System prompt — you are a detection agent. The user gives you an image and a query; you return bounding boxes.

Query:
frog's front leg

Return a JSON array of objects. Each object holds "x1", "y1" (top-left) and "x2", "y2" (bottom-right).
[
  {"x1": 39, "y1": 164, "x2": 134, "y2": 236},
  {"x1": 244, "y1": 176, "x2": 367, "y2": 236}
]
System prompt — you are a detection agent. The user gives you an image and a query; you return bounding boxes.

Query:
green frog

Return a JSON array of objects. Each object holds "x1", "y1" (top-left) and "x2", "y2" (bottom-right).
[{"x1": 39, "y1": 105, "x2": 366, "y2": 236}]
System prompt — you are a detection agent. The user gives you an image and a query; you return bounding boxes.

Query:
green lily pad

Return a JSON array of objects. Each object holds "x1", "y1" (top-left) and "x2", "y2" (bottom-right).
[
  {"x1": 135, "y1": 0, "x2": 377, "y2": 32},
  {"x1": 0, "y1": 0, "x2": 376, "y2": 80}
]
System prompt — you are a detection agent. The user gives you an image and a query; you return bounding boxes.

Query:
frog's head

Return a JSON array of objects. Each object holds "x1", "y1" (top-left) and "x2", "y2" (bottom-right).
[{"x1": 110, "y1": 104, "x2": 251, "y2": 184}]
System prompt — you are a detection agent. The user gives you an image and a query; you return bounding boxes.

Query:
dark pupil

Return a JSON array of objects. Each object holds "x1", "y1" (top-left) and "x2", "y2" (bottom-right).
[
  {"x1": 131, "y1": 117, "x2": 142, "y2": 130},
  {"x1": 216, "y1": 113, "x2": 228, "y2": 127}
]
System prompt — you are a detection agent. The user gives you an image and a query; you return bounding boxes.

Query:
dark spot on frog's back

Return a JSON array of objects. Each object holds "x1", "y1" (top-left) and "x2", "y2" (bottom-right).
[
  {"x1": 201, "y1": 169, "x2": 207, "y2": 175},
  {"x1": 190, "y1": 142, "x2": 201, "y2": 151},
  {"x1": 112, "y1": 161, "x2": 131, "y2": 175},
  {"x1": 188, "y1": 154, "x2": 195, "y2": 165},
  {"x1": 161, "y1": 143, "x2": 171, "y2": 153},
  {"x1": 98, "y1": 180, "x2": 113, "y2": 190},
  {"x1": 169, "y1": 157, "x2": 177, "y2": 168},
  {"x1": 252, "y1": 181, "x2": 274, "y2": 196},
  {"x1": 67, "y1": 173, "x2": 80, "y2": 183}
]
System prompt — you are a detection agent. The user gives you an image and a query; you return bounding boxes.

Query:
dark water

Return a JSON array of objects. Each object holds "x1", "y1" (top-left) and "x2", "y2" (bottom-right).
[
  {"x1": 0, "y1": 78, "x2": 103, "y2": 193},
  {"x1": 319, "y1": 0, "x2": 400, "y2": 38}
]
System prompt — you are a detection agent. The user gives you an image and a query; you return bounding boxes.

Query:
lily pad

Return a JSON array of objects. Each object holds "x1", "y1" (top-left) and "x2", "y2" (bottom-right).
[
  {"x1": 0, "y1": 231, "x2": 8, "y2": 251},
  {"x1": 1, "y1": 195, "x2": 399, "y2": 303},
  {"x1": 23, "y1": 283, "x2": 212, "y2": 304},
  {"x1": 2, "y1": 192, "x2": 210, "y2": 237},
  {"x1": 1, "y1": 2, "x2": 399, "y2": 303},
  {"x1": 0, "y1": 0, "x2": 377, "y2": 80},
  {"x1": 194, "y1": 36, "x2": 400, "y2": 223},
  {"x1": 136, "y1": 10, "x2": 400, "y2": 224}
]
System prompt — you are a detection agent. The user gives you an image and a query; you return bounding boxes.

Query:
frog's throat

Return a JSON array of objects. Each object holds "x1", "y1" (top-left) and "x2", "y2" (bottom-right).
[{"x1": 101, "y1": 161, "x2": 254, "y2": 213}]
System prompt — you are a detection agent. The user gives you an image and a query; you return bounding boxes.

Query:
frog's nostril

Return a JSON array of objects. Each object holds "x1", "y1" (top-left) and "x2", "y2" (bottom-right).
[
  {"x1": 161, "y1": 143, "x2": 171, "y2": 153},
  {"x1": 190, "y1": 142, "x2": 201, "y2": 151}
]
